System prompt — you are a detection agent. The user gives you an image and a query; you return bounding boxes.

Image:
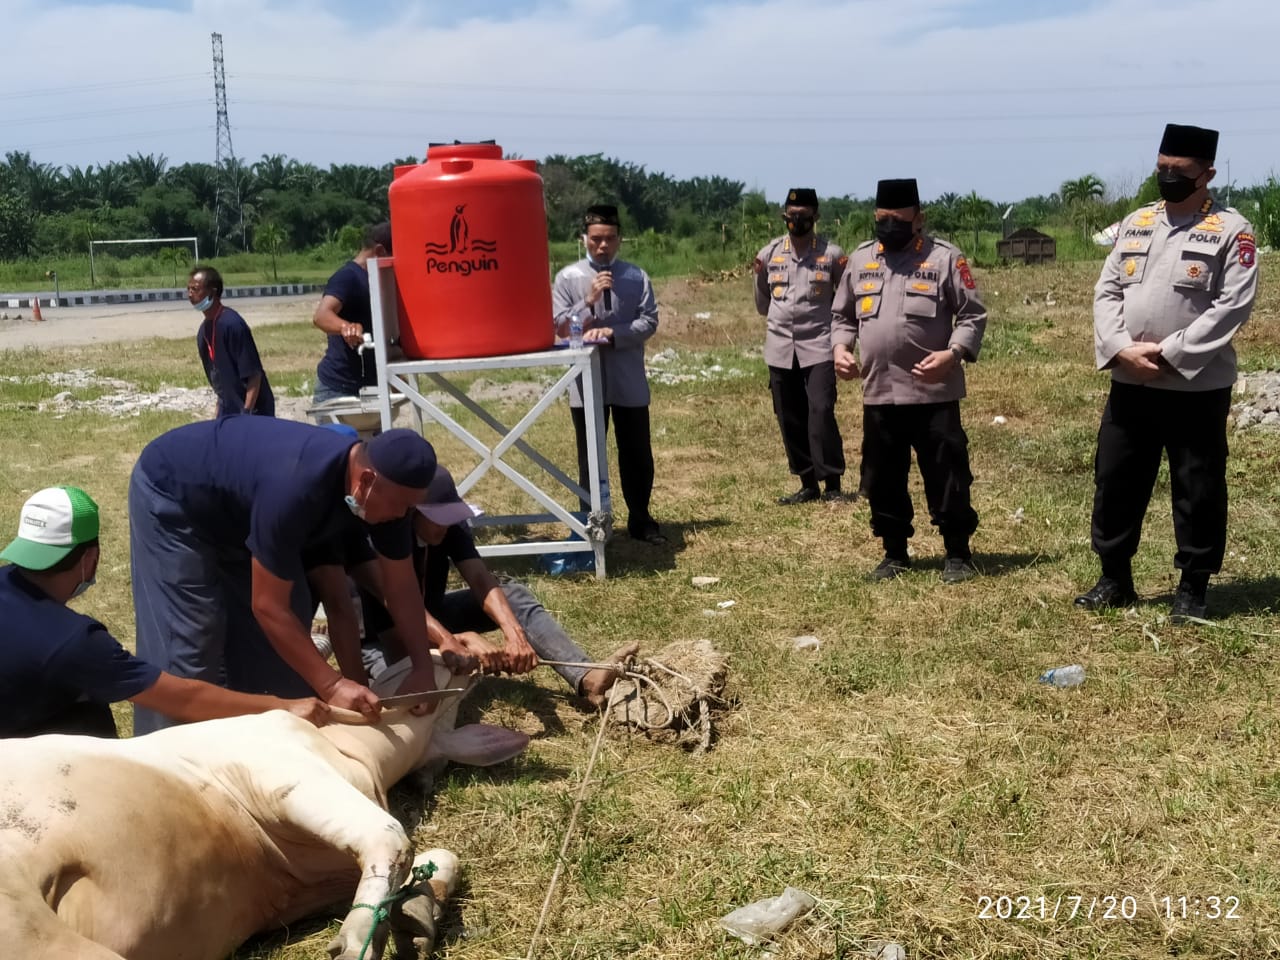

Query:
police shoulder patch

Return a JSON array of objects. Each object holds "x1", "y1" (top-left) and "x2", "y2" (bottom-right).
[
  {"x1": 837, "y1": 255, "x2": 849, "y2": 267},
  {"x1": 1239, "y1": 232, "x2": 1257, "y2": 267},
  {"x1": 956, "y1": 256, "x2": 976, "y2": 290}
]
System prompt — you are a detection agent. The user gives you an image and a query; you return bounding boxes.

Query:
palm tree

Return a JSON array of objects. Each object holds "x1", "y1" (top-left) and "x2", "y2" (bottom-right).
[
  {"x1": 253, "y1": 153, "x2": 291, "y2": 193},
  {"x1": 254, "y1": 221, "x2": 286, "y2": 281},
  {"x1": 1060, "y1": 174, "x2": 1107, "y2": 239},
  {"x1": 94, "y1": 162, "x2": 137, "y2": 209},
  {"x1": 957, "y1": 191, "x2": 993, "y2": 253},
  {"x1": 123, "y1": 153, "x2": 169, "y2": 189},
  {"x1": 159, "y1": 246, "x2": 190, "y2": 288}
]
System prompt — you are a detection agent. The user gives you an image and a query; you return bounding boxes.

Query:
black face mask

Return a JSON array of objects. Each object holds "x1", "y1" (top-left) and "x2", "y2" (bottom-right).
[
  {"x1": 1157, "y1": 171, "x2": 1200, "y2": 203},
  {"x1": 785, "y1": 215, "x2": 815, "y2": 237},
  {"x1": 875, "y1": 217, "x2": 915, "y2": 251}
]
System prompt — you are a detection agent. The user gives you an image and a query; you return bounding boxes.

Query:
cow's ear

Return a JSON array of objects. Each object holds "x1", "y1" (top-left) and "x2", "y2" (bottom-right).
[{"x1": 427, "y1": 724, "x2": 529, "y2": 766}]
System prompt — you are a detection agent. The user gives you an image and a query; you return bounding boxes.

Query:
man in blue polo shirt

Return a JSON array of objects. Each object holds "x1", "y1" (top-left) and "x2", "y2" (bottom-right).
[
  {"x1": 0, "y1": 486, "x2": 327, "y2": 738},
  {"x1": 311, "y1": 223, "x2": 391, "y2": 410},
  {"x1": 189, "y1": 264, "x2": 275, "y2": 418},
  {"x1": 128, "y1": 418, "x2": 457, "y2": 734}
]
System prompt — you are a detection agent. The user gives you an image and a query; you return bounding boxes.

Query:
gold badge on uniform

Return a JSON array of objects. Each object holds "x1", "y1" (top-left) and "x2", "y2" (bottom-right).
[
  {"x1": 1125, "y1": 260, "x2": 1137, "y2": 277},
  {"x1": 861, "y1": 282, "x2": 876, "y2": 291},
  {"x1": 917, "y1": 261, "x2": 933, "y2": 269},
  {"x1": 864, "y1": 261, "x2": 880, "y2": 270},
  {"x1": 771, "y1": 255, "x2": 787, "y2": 263},
  {"x1": 773, "y1": 285, "x2": 785, "y2": 297},
  {"x1": 912, "y1": 282, "x2": 930, "y2": 292},
  {"x1": 1186, "y1": 263, "x2": 1203, "y2": 279},
  {"x1": 860, "y1": 296, "x2": 874, "y2": 314}
]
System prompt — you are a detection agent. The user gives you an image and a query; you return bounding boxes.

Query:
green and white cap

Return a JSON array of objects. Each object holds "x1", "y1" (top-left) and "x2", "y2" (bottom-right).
[{"x1": 0, "y1": 486, "x2": 99, "y2": 571}]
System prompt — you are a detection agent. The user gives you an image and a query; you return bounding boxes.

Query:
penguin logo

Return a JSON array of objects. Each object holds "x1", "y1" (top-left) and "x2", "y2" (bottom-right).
[
  {"x1": 425, "y1": 206, "x2": 496, "y2": 256},
  {"x1": 449, "y1": 205, "x2": 469, "y2": 253}
]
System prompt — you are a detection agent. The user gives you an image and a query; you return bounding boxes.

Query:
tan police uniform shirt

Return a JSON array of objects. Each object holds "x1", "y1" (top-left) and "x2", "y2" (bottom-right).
[
  {"x1": 831, "y1": 234, "x2": 987, "y2": 405},
  {"x1": 753, "y1": 235, "x2": 847, "y2": 369},
  {"x1": 1094, "y1": 198, "x2": 1258, "y2": 392}
]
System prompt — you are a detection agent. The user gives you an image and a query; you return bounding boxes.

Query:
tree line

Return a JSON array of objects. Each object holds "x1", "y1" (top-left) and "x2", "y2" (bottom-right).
[{"x1": 2, "y1": 150, "x2": 1278, "y2": 265}]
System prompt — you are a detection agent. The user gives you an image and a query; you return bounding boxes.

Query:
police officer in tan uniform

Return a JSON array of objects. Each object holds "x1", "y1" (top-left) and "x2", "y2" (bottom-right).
[
  {"x1": 1075, "y1": 123, "x2": 1258, "y2": 621},
  {"x1": 832, "y1": 178, "x2": 987, "y2": 583},
  {"x1": 754, "y1": 188, "x2": 849, "y2": 504}
]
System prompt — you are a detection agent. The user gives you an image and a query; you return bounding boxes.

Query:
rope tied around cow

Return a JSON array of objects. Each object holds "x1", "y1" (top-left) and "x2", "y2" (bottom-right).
[{"x1": 351, "y1": 860, "x2": 437, "y2": 960}]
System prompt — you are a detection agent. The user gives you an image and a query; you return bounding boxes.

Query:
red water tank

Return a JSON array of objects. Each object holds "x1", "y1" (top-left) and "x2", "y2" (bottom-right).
[{"x1": 389, "y1": 142, "x2": 553, "y2": 359}]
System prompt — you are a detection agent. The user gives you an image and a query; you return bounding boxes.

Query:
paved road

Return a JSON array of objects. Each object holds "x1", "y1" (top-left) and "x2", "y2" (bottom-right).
[{"x1": 0, "y1": 295, "x2": 316, "y2": 350}]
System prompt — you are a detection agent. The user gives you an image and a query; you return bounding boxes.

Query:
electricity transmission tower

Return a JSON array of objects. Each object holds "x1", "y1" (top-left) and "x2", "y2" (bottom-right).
[{"x1": 211, "y1": 32, "x2": 236, "y2": 255}]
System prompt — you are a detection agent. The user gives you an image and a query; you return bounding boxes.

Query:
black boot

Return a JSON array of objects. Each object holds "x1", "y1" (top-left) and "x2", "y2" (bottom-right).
[{"x1": 1170, "y1": 573, "x2": 1209, "y2": 624}]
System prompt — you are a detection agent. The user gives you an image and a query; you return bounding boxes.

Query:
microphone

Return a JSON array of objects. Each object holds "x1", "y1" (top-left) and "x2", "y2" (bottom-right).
[{"x1": 603, "y1": 275, "x2": 612, "y2": 312}]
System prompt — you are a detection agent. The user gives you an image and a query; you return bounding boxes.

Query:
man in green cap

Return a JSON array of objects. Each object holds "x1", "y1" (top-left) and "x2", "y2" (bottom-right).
[{"x1": 0, "y1": 486, "x2": 328, "y2": 738}]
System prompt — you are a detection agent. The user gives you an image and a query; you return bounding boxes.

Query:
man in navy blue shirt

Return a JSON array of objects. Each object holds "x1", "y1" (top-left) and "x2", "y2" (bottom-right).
[
  {"x1": 0, "y1": 486, "x2": 326, "y2": 738},
  {"x1": 128, "y1": 419, "x2": 455, "y2": 734},
  {"x1": 311, "y1": 223, "x2": 391, "y2": 410},
  {"x1": 189, "y1": 265, "x2": 275, "y2": 417}
]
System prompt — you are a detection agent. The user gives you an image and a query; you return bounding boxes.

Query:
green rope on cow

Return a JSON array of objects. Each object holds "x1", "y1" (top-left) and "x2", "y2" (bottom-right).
[{"x1": 352, "y1": 860, "x2": 438, "y2": 960}]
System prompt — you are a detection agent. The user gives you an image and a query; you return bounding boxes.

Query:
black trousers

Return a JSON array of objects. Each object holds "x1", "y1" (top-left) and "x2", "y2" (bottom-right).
[
  {"x1": 862, "y1": 401, "x2": 978, "y2": 555},
  {"x1": 571, "y1": 404, "x2": 656, "y2": 535},
  {"x1": 1091, "y1": 382, "x2": 1231, "y2": 578},
  {"x1": 768, "y1": 359, "x2": 845, "y2": 488}
]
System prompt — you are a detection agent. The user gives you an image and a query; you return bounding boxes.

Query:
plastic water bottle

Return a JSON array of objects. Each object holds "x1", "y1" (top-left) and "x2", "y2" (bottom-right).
[
  {"x1": 569, "y1": 313, "x2": 584, "y2": 350},
  {"x1": 1039, "y1": 664, "x2": 1086, "y2": 688}
]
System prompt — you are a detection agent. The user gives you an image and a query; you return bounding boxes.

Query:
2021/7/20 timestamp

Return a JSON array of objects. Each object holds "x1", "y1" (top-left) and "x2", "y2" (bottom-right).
[{"x1": 1159, "y1": 896, "x2": 1242, "y2": 920}]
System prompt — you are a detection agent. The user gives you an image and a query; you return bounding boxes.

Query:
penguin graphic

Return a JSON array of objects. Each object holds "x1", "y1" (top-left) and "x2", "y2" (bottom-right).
[{"x1": 449, "y1": 205, "x2": 469, "y2": 254}]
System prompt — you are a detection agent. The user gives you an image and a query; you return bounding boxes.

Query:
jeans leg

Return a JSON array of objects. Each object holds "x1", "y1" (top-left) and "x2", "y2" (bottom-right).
[{"x1": 501, "y1": 582, "x2": 590, "y2": 692}]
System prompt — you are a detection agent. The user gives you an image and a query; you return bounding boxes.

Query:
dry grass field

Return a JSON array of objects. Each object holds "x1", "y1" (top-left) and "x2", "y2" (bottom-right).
[{"x1": 1, "y1": 258, "x2": 1277, "y2": 959}]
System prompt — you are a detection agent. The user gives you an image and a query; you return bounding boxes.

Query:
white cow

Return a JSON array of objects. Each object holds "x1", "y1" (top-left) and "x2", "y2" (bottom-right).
[{"x1": 0, "y1": 662, "x2": 529, "y2": 960}]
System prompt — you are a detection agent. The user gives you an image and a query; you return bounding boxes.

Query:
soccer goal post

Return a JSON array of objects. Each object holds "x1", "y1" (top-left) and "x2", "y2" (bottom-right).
[{"x1": 88, "y1": 236, "x2": 200, "y2": 289}]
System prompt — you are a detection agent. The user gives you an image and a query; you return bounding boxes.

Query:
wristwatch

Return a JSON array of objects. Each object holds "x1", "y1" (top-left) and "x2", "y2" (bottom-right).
[{"x1": 949, "y1": 345, "x2": 964, "y2": 362}]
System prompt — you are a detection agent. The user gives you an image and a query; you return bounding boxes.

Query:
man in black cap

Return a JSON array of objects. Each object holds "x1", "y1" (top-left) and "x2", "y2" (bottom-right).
[
  {"x1": 754, "y1": 188, "x2": 850, "y2": 504},
  {"x1": 552, "y1": 204, "x2": 665, "y2": 544},
  {"x1": 317, "y1": 466, "x2": 640, "y2": 708},
  {"x1": 1076, "y1": 123, "x2": 1258, "y2": 622},
  {"x1": 129, "y1": 418, "x2": 452, "y2": 733},
  {"x1": 832, "y1": 178, "x2": 987, "y2": 583}
]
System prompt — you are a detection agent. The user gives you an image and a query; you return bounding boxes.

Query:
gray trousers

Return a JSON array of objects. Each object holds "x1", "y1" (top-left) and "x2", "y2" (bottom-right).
[
  {"x1": 129, "y1": 465, "x2": 314, "y2": 735},
  {"x1": 368, "y1": 582, "x2": 592, "y2": 693}
]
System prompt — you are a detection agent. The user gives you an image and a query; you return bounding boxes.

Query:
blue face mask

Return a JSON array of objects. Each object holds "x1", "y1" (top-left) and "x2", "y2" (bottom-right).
[
  {"x1": 345, "y1": 477, "x2": 374, "y2": 520},
  {"x1": 192, "y1": 295, "x2": 214, "y2": 312},
  {"x1": 70, "y1": 558, "x2": 95, "y2": 599}
]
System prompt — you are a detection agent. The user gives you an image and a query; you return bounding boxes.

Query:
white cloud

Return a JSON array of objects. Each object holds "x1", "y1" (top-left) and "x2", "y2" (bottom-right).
[{"x1": 2, "y1": 0, "x2": 1278, "y2": 201}]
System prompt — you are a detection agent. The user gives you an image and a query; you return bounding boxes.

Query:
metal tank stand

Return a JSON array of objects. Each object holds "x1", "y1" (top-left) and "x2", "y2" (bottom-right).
[{"x1": 366, "y1": 257, "x2": 611, "y2": 579}]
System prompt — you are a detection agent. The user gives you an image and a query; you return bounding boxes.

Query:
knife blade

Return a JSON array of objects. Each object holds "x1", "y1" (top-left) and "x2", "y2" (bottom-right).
[{"x1": 378, "y1": 687, "x2": 470, "y2": 709}]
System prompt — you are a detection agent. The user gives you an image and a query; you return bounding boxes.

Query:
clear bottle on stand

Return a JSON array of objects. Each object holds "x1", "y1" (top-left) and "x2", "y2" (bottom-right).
[{"x1": 569, "y1": 313, "x2": 584, "y2": 350}]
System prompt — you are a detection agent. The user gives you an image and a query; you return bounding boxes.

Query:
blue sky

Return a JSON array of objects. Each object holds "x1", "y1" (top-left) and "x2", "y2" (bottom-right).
[{"x1": 2, "y1": 0, "x2": 1276, "y2": 203}]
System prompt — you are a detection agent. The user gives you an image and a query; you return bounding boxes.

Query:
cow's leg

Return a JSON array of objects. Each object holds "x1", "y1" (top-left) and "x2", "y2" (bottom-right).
[
  {"x1": 264, "y1": 773, "x2": 413, "y2": 960},
  {"x1": 389, "y1": 849, "x2": 460, "y2": 960},
  {"x1": 0, "y1": 894, "x2": 131, "y2": 960}
]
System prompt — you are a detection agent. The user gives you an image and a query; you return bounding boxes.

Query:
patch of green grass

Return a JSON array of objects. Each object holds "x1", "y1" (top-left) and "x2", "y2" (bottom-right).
[{"x1": 1, "y1": 260, "x2": 1277, "y2": 959}]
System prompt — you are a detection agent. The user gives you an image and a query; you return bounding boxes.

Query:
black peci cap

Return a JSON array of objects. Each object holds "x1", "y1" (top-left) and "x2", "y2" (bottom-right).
[
  {"x1": 875, "y1": 178, "x2": 920, "y2": 209},
  {"x1": 785, "y1": 187, "x2": 819, "y2": 208},
  {"x1": 1159, "y1": 123, "x2": 1219, "y2": 161}
]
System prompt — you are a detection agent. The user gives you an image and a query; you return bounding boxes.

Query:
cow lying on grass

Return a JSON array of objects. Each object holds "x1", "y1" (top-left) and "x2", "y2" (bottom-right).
[{"x1": 0, "y1": 660, "x2": 529, "y2": 960}]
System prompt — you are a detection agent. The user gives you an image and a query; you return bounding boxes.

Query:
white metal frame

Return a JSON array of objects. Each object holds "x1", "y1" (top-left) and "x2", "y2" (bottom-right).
[{"x1": 366, "y1": 256, "x2": 612, "y2": 579}]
